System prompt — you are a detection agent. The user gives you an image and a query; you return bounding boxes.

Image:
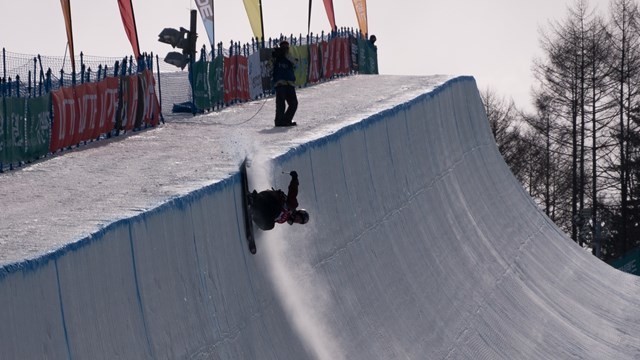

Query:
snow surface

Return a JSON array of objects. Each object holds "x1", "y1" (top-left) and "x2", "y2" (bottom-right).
[{"x1": 1, "y1": 75, "x2": 639, "y2": 359}]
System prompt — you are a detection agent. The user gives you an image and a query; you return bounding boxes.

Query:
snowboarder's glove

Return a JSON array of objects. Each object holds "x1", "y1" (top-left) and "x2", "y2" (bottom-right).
[{"x1": 289, "y1": 171, "x2": 298, "y2": 179}]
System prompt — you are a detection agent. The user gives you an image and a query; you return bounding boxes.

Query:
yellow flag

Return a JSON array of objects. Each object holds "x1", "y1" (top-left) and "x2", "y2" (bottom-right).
[
  {"x1": 351, "y1": 0, "x2": 368, "y2": 37},
  {"x1": 242, "y1": 0, "x2": 263, "y2": 39},
  {"x1": 60, "y1": 0, "x2": 76, "y2": 74}
]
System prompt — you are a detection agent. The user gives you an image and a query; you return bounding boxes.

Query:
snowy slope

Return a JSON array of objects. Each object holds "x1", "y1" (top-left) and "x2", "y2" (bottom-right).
[{"x1": 1, "y1": 75, "x2": 639, "y2": 359}]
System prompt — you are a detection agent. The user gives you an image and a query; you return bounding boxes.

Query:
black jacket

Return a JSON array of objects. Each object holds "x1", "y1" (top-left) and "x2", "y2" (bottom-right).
[
  {"x1": 272, "y1": 47, "x2": 296, "y2": 86},
  {"x1": 251, "y1": 176, "x2": 299, "y2": 230}
]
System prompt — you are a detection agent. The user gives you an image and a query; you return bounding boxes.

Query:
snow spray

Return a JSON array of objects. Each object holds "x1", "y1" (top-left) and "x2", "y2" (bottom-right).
[{"x1": 250, "y1": 157, "x2": 346, "y2": 360}]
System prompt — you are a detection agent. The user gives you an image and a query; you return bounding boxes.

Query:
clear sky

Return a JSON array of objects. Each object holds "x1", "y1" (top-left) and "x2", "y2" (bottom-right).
[{"x1": 0, "y1": 0, "x2": 608, "y2": 111}]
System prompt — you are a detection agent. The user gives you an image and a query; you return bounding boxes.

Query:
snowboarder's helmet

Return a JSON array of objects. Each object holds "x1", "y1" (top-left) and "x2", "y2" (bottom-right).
[
  {"x1": 295, "y1": 209, "x2": 310, "y2": 224},
  {"x1": 279, "y1": 40, "x2": 289, "y2": 48}
]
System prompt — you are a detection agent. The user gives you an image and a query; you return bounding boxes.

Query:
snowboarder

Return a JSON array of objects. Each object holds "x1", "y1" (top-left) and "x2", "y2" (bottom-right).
[
  {"x1": 248, "y1": 170, "x2": 310, "y2": 230},
  {"x1": 272, "y1": 40, "x2": 299, "y2": 127}
]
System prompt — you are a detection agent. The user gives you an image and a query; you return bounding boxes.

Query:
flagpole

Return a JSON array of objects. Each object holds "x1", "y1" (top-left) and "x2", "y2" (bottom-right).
[
  {"x1": 259, "y1": 0, "x2": 264, "y2": 43},
  {"x1": 308, "y1": 0, "x2": 312, "y2": 38},
  {"x1": 212, "y1": 1, "x2": 216, "y2": 52}
]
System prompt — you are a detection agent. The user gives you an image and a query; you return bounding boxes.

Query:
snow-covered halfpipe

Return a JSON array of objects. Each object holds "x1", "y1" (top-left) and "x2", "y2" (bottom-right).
[{"x1": 1, "y1": 76, "x2": 639, "y2": 359}]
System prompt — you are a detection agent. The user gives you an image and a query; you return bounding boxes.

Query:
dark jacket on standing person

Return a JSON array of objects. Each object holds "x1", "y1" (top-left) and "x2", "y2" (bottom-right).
[{"x1": 272, "y1": 46, "x2": 296, "y2": 87}]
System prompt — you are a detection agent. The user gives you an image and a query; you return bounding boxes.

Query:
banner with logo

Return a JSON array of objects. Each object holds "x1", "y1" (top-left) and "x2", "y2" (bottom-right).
[
  {"x1": 208, "y1": 55, "x2": 224, "y2": 105},
  {"x1": 96, "y1": 77, "x2": 119, "y2": 137},
  {"x1": 308, "y1": 43, "x2": 321, "y2": 84},
  {"x1": 223, "y1": 56, "x2": 237, "y2": 103},
  {"x1": 125, "y1": 75, "x2": 139, "y2": 131},
  {"x1": 290, "y1": 45, "x2": 309, "y2": 87},
  {"x1": 334, "y1": 37, "x2": 351, "y2": 75},
  {"x1": 320, "y1": 41, "x2": 334, "y2": 79},
  {"x1": 193, "y1": 61, "x2": 212, "y2": 110},
  {"x1": 75, "y1": 82, "x2": 99, "y2": 142},
  {"x1": 25, "y1": 95, "x2": 51, "y2": 161},
  {"x1": 63, "y1": 87, "x2": 81, "y2": 146},
  {"x1": 2, "y1": 98, "x2": 25, "y2": 163},
  {"x1": 260, "y1": 48, "x2": 273, "y2": 93},
  {"x1": 248, "y1": 51, "x2": 263, "y2": 99},
  {"x1": 50, "y1": 88, "x2": 78, "y2": 152},
  {"x1": 224, "y1": 55, "x2": 250, "y2": 103},
  {"x1": 350, "y1": 36, "x2": 359, "y2": 72},
  {"x1": 139, "y1": 70, "x2": 161, "y2": 126},
  {"x1": 358, "y1": 37, "x2": 378, "y2": 74}
]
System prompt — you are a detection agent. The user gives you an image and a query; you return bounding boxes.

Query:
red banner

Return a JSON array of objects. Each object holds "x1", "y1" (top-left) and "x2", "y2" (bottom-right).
[
  {"x1": 49, "y1": 72, "x2": 161, "y2": 152},
  {"x1": 50, "y1": 87, "x2": 79, "y2": 151},
  {"x1": 117, "y1": 0, "x2": 140, "y2": 58},
  {"x1": 96, "y1": 77, "x2": 119, "y2": 137},
  {"x1": 223, "y1": 56, "x2": 236, "y2": 103},
  {"x1": 236, "y1": 56, "x2": 250, "y2": 101},
  {"x1": 309, "y1": 43, "x2": 321, "y2": 84},
  {"x1": 321, "y1": 41, "x2": 334, "y2": 79},
  {"x1": 224, "y1": 56, "x2": 250, "y2": 103},
  {"x1": 75, "y1": 82, "x2": 99, "y2": 143},
  {"x1": 139, "y1": 70, "x2": 161, "y2": 127},
  {"x1": 335, "y1": 38, "x2": 351, "y2": 75},
  {"x1": 320, "y1": 38, "x2": 351, "y2": 80},
  {"x1": 122, "y1": 75, "x2": 139, "y2": 131}
]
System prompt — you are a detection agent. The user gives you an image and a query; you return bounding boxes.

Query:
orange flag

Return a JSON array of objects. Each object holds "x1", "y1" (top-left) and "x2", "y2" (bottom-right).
[{"x1": 351, "y1": 0, "x2": 368, "y2": 37}]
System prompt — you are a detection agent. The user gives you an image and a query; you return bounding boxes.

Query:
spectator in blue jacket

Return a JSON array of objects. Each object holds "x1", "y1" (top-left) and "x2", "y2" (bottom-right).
[{"x1": 272, "y1": 40, "x2": 298, "y2": 127}]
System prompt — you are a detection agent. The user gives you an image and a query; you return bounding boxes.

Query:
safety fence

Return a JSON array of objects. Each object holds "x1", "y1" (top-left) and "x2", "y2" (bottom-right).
[
  {"x1": 189, "y1": 29, "x2": 378, "y2": 112},
  {"x1": 0, "y1": 53, "x2": 162, "y2": 171},
  {"x1": 0, "y1": 28, "x2": 377, "y2": 171}
]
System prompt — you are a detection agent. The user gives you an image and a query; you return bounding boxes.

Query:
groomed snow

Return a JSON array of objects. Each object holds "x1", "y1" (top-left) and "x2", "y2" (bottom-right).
[{"x1": 1, "y1": 75, "x2": 639, "y2": 359}]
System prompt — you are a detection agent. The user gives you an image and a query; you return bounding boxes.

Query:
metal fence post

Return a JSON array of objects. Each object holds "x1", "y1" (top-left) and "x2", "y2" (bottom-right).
[{"x1": 156, "y1": 54, "x2": 164, "y2": 124}]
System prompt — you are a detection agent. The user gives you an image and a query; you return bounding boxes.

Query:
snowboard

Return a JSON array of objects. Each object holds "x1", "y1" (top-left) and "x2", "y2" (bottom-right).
[{"x1": 240, "y1": 158, "x2": 257, "y2": 254}]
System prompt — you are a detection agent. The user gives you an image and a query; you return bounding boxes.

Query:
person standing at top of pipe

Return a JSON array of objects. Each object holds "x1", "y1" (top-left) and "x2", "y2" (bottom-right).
[{"x1": 272, "y1": 40, "x2": 298, "y2": 127}]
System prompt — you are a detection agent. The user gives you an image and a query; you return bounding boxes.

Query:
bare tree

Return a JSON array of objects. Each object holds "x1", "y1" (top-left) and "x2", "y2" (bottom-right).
[
  {"x1": 481, "y1": 88, "x2": 528, "y2": 182},
  {"x1": 606, "y1": 0, "x2": 640, "y2": 256},
  {"x1": 534, "y1": 0, "x2": 592, "y2": 243}
]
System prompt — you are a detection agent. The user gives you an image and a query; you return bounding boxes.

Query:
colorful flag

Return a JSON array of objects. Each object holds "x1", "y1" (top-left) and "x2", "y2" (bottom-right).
[
  {"x1": 351, "y1": 0, "x2": 368, "y2": 37},
  {"x1": 59, "y1": 0, "x2": 76, "y2": 74},
  {"x1": 117, "y1": 0, "x2": 141, "y2": 59},
  {"x1": 194, "y1": 0, "x2": 215, "y2": 48},
  {"x1": 242, "y1": 0, "x2": 263, "y2": 39},
  {"x1": 323, "y1": 0, "x2": 336, "y2": 31}
]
